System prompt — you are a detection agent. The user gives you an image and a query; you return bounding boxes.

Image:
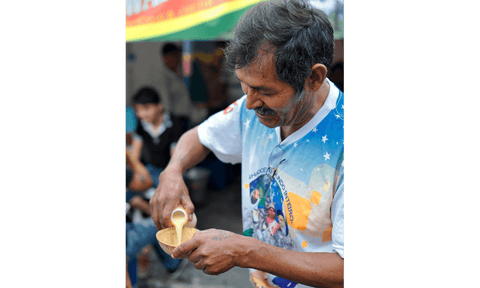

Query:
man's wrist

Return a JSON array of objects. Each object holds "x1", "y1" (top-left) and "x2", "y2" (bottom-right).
[
  {"x1": 235, "y1": 235, "x2": 256, "y2": 269},
  {"x1": 162, "y1": 163, "x2": 185, "y2": 178}
]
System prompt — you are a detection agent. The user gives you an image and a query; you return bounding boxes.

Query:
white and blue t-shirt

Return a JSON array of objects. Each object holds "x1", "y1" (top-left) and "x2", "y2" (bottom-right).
[{"x1": 198, "y1": 79, "x2": 344, "y2": 288}]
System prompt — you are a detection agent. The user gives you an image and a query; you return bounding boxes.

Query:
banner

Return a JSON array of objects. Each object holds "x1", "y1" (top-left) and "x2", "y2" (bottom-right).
[
  {"x1": 126, "y1": 0, "x2": 267, "y2": 41},
  {"x1": 126, "y1": 0, "x2": 344, "y2": 42}
]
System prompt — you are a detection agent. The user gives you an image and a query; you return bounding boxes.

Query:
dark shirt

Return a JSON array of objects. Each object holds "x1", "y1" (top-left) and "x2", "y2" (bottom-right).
[{"x1": 134, "y1": 112, "x2": 186, "y2": 169}]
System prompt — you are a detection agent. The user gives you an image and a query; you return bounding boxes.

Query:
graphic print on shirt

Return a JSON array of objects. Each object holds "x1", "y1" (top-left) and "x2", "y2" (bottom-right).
[
  {"x1": 279, "y1": 163, "x2": 335, "y2": 241},
  {"x1": 223, "y1": 100, "x2": 238, "y2": 115},
  {"x1": 247, "y1": 162, "x2": 337, "y2": 288},
  {"x1": 249, "y1": 173, "x2": 297, "y2": 251},
  {"x1": 240, "y1": 89, "x2": 344, "y2": 288}
]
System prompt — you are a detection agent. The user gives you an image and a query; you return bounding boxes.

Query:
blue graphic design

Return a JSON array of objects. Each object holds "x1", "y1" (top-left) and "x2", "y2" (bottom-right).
[
  {"x1": 272, "y1": 276, "x2": 297, "y2": 288},
  {"x1": 249, "y1": 172, "x2": 295, "y2": 250}
]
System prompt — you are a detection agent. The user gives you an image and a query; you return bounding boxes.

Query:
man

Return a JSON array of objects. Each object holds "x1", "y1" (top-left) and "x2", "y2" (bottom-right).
[
  {"x1": 149, "y1": 1, "x2": 344, "y2": 287},
  {"x1": 129, "y1": 86, "x2": 193, "y2": 277},
  {"x1": 158, "y1": 43, "x2": 206, "y2": 127},
  {"x1": 130, "y1": 86, "x2": 186, "y2": 188},
  {"x1": 195, "y1": 41, "x2": 229, "y2": 117}
]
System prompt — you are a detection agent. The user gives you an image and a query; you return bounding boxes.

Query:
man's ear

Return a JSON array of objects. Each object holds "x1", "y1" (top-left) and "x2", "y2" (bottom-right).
[{"x1": 307, "y1": 64, "x2": 328, "y2": 92}]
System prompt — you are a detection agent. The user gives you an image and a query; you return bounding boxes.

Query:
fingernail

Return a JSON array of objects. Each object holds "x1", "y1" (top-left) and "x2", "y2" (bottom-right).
[{"x1": 188, "y1": 214, "x2": 193, "y2": 221}]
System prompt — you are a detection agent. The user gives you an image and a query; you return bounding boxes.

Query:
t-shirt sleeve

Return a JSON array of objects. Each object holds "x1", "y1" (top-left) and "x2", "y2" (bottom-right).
[
  {"x1": 132, "y1": 132, "x2": 143, "y2": 143},
  {"x1": 197, "y1": 96, "x2": 245, "y2": 164},
  {"x1": 331, "y1": 162, "x2": 344, "y2": 258}
]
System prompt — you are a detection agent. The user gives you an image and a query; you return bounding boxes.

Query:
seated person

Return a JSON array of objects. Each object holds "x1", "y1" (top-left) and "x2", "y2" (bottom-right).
[
  {"x1": 130, "y1": 86, "x2": 186, "y2": 188},
  {"x1": 126, "y1": 105, "x2": 154, "y2": 205}
]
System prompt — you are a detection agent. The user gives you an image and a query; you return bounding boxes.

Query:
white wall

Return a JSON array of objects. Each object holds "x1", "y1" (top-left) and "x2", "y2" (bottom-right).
[{"x1": 126, "y1": 41, "x2": 182, "y2": 107}]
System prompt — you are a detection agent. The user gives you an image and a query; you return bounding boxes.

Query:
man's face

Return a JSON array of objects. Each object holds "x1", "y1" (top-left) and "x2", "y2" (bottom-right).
[
  {"x1": 163, "y1": 51, "x2": 181, "y2": 74},
  {"x1": 268, "y1": 207, "x2": 275, "y2": 218},
  {"x1": 235, "y1": 51, "x2": 315, "y2": 129},
  {"x1": 134, "y1": 103, "x2": 162, "y2": 124}
]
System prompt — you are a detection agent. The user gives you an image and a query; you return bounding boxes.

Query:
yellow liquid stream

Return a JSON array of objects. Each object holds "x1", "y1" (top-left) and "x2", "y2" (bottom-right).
[{"x1": 172, "y1": 211, "x2": 187, "y2": 246}]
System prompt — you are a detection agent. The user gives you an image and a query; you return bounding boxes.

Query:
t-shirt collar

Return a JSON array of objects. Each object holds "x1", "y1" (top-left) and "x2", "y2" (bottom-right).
[{"x1": 275, "y1": 78, "x2": 340, "y2": 146}]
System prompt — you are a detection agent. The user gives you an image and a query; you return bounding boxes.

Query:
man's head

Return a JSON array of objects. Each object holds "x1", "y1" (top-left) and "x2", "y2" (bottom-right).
[
  {"x1": 133, "y1": 87, "x2": 163, "y2": 124},
  {"x1": 268, "y1": 206, "x2": 276, "y2": 219},
  {"x1": 161, "y1": 43, "x2": 182, "y2": 74},
  {"x1": 224, "y1": 0, "x2": 335, "y2": 129},
  {"x1": 277, "y1": 210, "x2": 285, "y2": 226},
  {"x1": 225, "y1": 0, "x2": 334, "y2": 96},
  {"x1": 251, "y1": 189, "x2": 260, "y2": 204}
]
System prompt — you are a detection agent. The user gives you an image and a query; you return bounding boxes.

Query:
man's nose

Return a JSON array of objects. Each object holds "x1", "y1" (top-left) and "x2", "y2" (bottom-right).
[{"x1": 244, "y1": 89, "x2": 263, "y2": 110}]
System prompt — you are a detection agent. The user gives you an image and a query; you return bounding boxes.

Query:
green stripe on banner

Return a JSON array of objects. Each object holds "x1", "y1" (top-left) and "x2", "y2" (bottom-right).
[
  {"x1": 139, "y1": 6, "x2": 252, "y2": 41},
  {"x1": 128, "y1": 2, "x2": 343, "y2": 41}
]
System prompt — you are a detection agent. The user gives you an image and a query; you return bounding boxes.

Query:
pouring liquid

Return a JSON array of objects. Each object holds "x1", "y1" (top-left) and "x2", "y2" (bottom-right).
[{"x1": 172, "y1": 209, "x2": 187, "y2": 246}]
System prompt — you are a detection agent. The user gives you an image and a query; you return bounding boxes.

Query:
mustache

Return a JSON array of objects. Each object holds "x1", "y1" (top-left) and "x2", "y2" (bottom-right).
[{"x1": 254, "y1": 106, "x2": 276, "y2": 116}]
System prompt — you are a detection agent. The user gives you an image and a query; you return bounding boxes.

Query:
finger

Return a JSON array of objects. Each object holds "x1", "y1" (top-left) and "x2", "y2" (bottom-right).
[
  {"x1": 181, "y1": 194, "x2": 195, "y2": 221},
  {"x1": 204, "y1": 267, "x2": 221, "y2": 276},
  {"x1": 162, "y1": 202, "x2": 176, "y2": 227},
  {"x1": 149, "y1": 191, "x2": 163, "y2": 231},
  {"x1": 193, "y1": 258, "x2": 205, "y2": 271},
  {"x1": 187, "y1": 248, "x2": 201, "y2": 264},
  {"x1": 172, "y1": 236, "x2": 199, "y2": 259},
  {"x1": 200, "y1": 265, "x2": 219, "y2": 276},
  {"x1": 186, "y1": 212, "x2": 197, "y2": 228},
  {"x1": 175, "y1": 251, "x2": 190, "y2": 259}
]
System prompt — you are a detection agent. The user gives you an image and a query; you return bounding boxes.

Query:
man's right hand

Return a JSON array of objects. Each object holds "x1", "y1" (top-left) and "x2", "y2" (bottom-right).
[{"x1": 149, "y1": 166, "x2": 195, "y2": 231}]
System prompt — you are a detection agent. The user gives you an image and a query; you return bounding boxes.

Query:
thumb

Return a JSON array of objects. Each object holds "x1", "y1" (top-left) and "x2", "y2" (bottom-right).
[{"x1": 172, "y1": 236, "x2": 197, "y2": 259}]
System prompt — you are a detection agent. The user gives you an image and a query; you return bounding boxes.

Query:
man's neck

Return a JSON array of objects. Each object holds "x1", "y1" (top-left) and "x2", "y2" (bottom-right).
[
  {"x1": 150, "y1": 113, "x2": 164, "y2": 129},
  {"x1": 280, "y1": 81, "x2": 330, "y2": 140}
]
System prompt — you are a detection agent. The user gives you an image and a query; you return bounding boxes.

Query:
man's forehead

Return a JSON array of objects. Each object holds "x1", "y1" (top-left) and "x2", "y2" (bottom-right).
[
  {"x1": 236, "y1": 52, "x2": 275, "y2": 80},
  {"x1": 135, "y1": 103, "x2": 159, "y2": 108}
]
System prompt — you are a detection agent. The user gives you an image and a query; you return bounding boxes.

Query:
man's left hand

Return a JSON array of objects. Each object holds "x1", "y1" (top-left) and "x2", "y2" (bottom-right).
[{"x1": 172, "y1": 229, "x2": 241, "y2": 276}]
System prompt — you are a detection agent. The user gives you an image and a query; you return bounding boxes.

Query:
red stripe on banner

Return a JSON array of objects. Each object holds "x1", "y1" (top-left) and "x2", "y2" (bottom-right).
[{"x1": 126, "y1": 0, "x2": 237, "y2": 27}]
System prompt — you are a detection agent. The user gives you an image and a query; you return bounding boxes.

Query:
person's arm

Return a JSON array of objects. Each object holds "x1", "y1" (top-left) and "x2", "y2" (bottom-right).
[
  {"x1": 128, "y1": 137, "x2": 147, "y2": 178},
  {"x1": 149, "y1": 126, "x2": 211, "y2": 230},
  {"x1": 130, "y1": 137, "x2": 143, "y2": 162},
  {"x1": 129, "y1": 196, "x2": 151, "y2": 216},
  {"x1": 172, "y1": 150, "x2": 345, "y2": 287},
  {"x1": 172, "y1": 229, "x2": 343, "y2": 288},
  {"x1": 126, "y1": 149, "x2": 152, "y2": 192}
]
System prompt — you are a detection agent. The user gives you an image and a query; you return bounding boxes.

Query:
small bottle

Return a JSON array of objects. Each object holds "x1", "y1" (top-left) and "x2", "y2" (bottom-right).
[
  {"x1": 171, "y1": 207, "x2": 187, "y2": 225},
  {"x1": 171, "y1": 206, "x2": 197, "y2": 228}
]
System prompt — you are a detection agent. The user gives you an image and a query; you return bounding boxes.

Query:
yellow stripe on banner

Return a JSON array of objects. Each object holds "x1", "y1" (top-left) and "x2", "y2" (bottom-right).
[{"x1": 126, "y1": 0, "x2": 265, "y2": 41}]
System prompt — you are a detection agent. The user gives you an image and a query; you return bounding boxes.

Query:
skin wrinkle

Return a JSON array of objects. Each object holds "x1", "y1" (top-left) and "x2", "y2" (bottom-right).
[
  {"x1": 236, "y1": 50, "x2": 327, "y2": 137},
  {"x1": 237, "y1": 46, "x2": 330, "y2": 140},
  {"x1": 258, "y1": 246, "x2": 269, "y2": 258}
]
